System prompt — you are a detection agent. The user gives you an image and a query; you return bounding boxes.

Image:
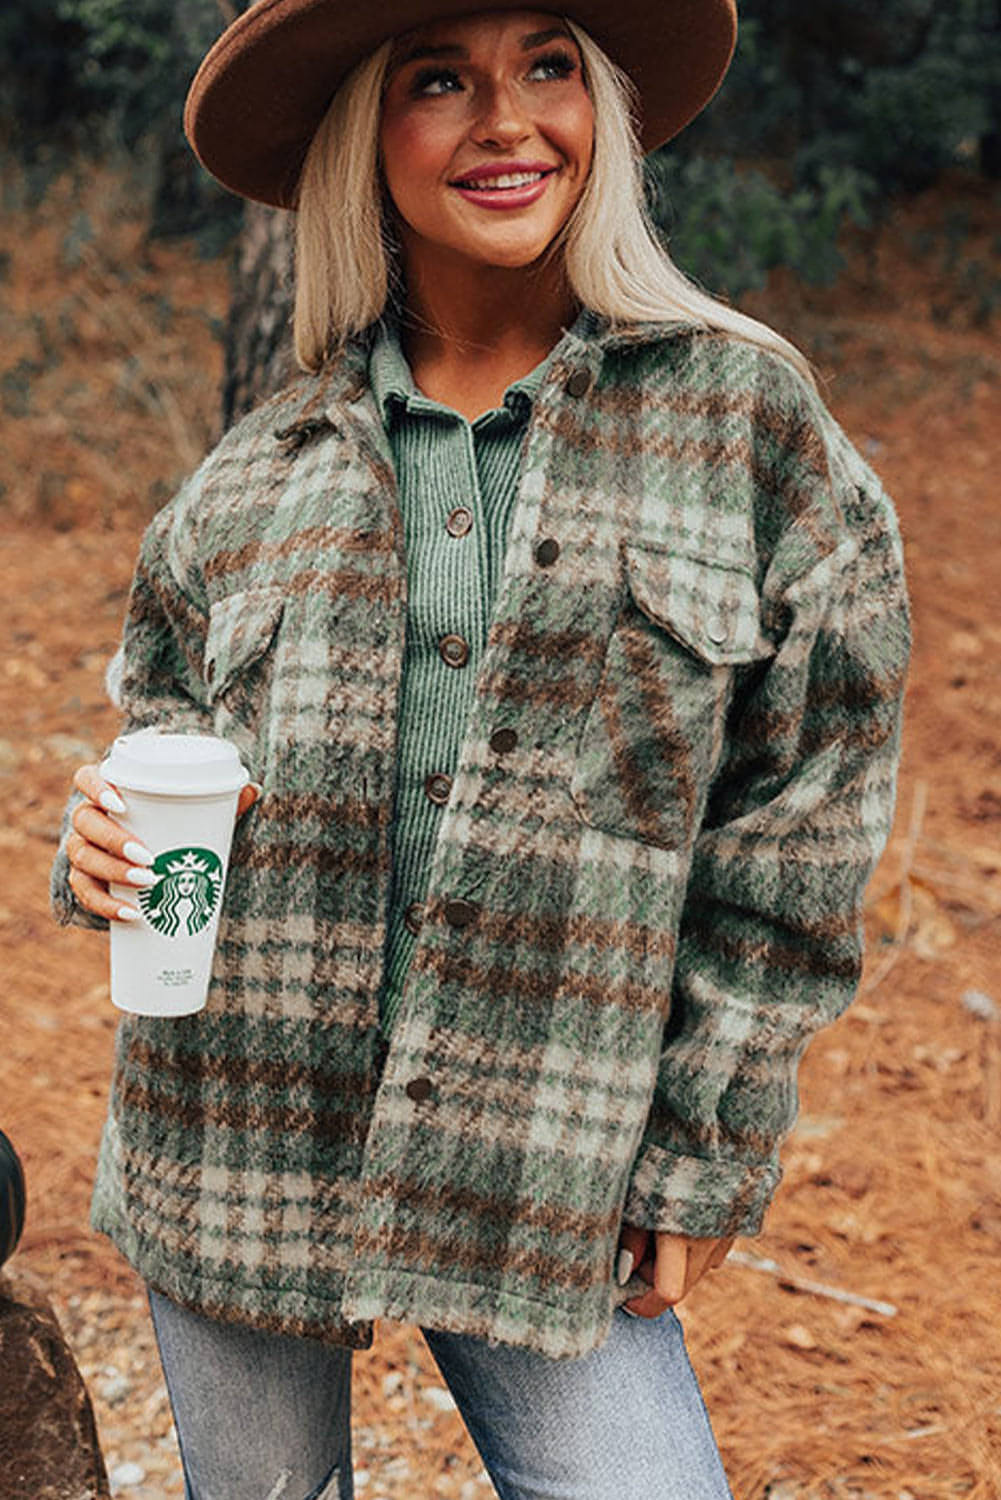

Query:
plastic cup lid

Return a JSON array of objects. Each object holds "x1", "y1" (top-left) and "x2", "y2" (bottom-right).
[{"x1": 100, "y1": 731, "x2": 250, "y2": 797}]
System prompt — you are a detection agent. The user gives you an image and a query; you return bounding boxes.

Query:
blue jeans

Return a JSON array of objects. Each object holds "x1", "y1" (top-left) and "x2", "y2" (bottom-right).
[{"x1": 148, "y1": 1289, "x2": 733, "y2": 1500}]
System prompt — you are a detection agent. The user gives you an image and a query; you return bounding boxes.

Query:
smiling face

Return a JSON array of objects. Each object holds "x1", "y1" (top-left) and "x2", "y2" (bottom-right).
[{"x1": 379, "y1": 10, "x2": 594, "y2": 278}]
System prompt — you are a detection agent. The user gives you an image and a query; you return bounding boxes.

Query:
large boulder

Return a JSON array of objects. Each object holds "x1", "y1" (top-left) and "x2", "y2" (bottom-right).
[{"x1": 0, "y1": 1267, "x2": 110, "y2": 1500}]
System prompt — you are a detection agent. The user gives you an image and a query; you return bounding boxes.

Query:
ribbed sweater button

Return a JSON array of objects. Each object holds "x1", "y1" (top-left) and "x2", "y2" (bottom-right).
[
  {"x1": 405, "y1": 1076, "x2": 433, "y2": 1102},
  {"x1": 446, "y1": 506, "x2": 474, "y2": 537},
  {"x1": 439, "y1": 634, "x2": 470, "y2": 668},
  {"x1": 425, "y1": 772, "x2": 453, "y2": 806},
  {"x1": 565, "y1": 369, "x2": 592, "y2": 398},
  {"x1": 535, "y1": 538, "x2": 560, "y2": 567},
  {"x1": 444, "y1": 898, "x2": 479, "y2": 927},
  {"x1": 489, "y1": 727, "x2": 517, "y2": 754},
  {"x1": 404, "y1": 901, "x2": 424, "y2": 936}
]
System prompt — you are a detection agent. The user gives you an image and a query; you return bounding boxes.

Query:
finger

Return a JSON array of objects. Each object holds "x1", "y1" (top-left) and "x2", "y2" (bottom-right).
[
  {"x1": 651, "y1": 1234, "x2": 690, "y2": 1304},
  {"x1": 66, "y1": 831, "x2": 157, "y2": 892},
  {"x1": 73, "y1": 763, "x2": 126, "y2": 816},
  {"x1": 236, "y1": 782, "x2": 262, "y2": 819},
  {"x1": 68, "y1": 865, "x2": 141, "y2": 923},
  {"x1": 709, "y1": 1237, "x2": 735, "y2": 1271},
  {"x1": 616, "y1": 1222, "x2": 651, "y2": 1286},
  {"x1": 621, "y1": 1284, "x2": 672, "y2": 1319},
  {"x1": 70, "y1": 802, "x2": 153, "y2": 865}
]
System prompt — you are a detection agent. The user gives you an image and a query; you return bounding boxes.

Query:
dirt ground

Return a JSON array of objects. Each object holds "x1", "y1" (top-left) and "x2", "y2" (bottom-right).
[{"x1": 1, "y1": 162, "x2": 999, "y2": 1499}]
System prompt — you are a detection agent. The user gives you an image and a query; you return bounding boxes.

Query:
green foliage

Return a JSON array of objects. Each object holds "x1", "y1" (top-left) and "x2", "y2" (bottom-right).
[
  {"x1": 1, "y1": 0, "x2": 997, "y2": 288},
  {"x1": 645, "y1": 156, "x2": 873, "y2": 301}
]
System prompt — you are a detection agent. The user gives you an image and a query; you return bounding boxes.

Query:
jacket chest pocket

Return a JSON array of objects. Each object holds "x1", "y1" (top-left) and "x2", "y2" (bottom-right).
[
  {"x1": 569, "y1": 546, "x2": 774, "y2": 851},
  {"x1": 204, "y1": 587, "x2": 286, "y2": 765}
]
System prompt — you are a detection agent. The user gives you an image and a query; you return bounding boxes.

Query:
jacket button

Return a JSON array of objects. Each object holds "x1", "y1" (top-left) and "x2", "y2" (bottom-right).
[
  {"x1": 424, "y1": 772, "x2": 453, "y2": 806},
  {"x1": 205, "y1": 659, "x2": 216, "y2": 684},
  {"x1": 404, "y1": 900, "x2": 424, "y2": 936},
  {"x1": 446, "y1": 506, "x2": 474, "y2": 537},
  {"x1": 405, "y1": 1076, "x2": 433, "y2": 1102},
  {"x1": 535, "y1": 538, "x2": 560, "y2": 567},
  {"x1": 444, "y1": 898, "x2": 479, "y2": 927},
  {"x1": 565, "y1": 369, "x2": 592, "y2": 398},
  {"x1": 706, "y1": 619, "x2": 729, "y2": 645},
  {"x1": 439, "y1": 634, "x2": 470, "y2": 668},
  {"x1": 489, "y1": 727, "x2": 518, "y2": 754}
]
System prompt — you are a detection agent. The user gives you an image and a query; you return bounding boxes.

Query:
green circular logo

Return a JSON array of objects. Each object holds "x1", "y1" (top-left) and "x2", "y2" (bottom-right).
[{"x1": 137, "y1": 847, "x2": 223, "y2": 938}]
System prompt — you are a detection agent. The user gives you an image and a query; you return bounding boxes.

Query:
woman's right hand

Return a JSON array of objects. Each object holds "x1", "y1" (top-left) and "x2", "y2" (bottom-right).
[{"x1": 66, "y1": 764, "x2": 259, "y2": 922}]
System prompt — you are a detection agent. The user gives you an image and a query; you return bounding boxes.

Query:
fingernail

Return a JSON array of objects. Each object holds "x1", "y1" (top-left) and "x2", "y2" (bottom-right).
[
  {"x1": 616, "y1": 1248, "x2": 635, "y2": 1287},
  {"x1": 125, "y1": 866, "x2": 157, "y2": 887},
  {"x1": 117, "y1": 905, "x2": 141, "y2": 921},
  {"x1": 100, "y1": 789, "x2": 127, "y2": 814},
  {"x1": 123, "y1": 840, "x2": 154, "y2": 866},
  {"x1": 620, "y1": 1304, "x2": 639, "y2": 1318}
]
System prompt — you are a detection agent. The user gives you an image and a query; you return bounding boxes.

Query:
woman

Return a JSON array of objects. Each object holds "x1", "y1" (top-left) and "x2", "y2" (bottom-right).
[{"x1": 52, "y1": 0, "x2": 910, "y2": 1495}]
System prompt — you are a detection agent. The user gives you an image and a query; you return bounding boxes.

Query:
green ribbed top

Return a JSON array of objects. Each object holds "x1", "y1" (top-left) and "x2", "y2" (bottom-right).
[{"x1": 370, "y1": 320, "x2": 549, "y2": 1036}]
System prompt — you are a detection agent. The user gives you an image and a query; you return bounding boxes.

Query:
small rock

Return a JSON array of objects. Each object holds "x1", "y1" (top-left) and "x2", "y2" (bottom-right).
[
  {"x1": 99, "y1": 1369, "x2": 132, "y2": 1405},
  {"x1": 381, "y1": 1370, "x2": 404, "y2": 1397},
  {"x1": 354, "y1": 1470, "x2": 371, "y2": 1489},
  {"x1": 421, "y1": 1384, "x2": 458, "y2": 1412},
  {"x1": 782, "y1": 1324, "x2": 817, "y2": 1351},
  {"x1": 110, "y1": 1460, "x2": 147, "y2": 1490},
  {"x1": 961, "y1": 989, "x2": 998, "y2": 1021}
]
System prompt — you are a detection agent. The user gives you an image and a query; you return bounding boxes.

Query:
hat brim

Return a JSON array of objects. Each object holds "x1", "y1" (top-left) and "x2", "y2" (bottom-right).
[{"x1": 184, "y1": 0, "x2": 737, "y2": 208}]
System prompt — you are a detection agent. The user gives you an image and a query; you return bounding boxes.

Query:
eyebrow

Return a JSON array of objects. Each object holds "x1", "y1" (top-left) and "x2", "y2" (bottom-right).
[{"x1": 394, "y1": 27, "x2": 574, "y2": 68}]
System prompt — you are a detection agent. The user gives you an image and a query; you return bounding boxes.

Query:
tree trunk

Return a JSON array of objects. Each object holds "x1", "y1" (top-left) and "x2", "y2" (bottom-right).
[{"x1": 222, "y1": 202, "x2": 297, "y2": 427}]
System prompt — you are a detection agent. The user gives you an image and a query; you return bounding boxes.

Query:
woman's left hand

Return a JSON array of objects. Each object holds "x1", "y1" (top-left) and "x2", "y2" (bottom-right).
[{"x1": 617, "y1": 1224, "x2": 733, "y2": 1318}]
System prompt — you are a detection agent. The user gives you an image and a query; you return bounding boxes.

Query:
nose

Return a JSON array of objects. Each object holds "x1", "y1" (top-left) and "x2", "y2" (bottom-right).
[{"x1": 470, "y1": 77, "x2": 532, "y2": 147}]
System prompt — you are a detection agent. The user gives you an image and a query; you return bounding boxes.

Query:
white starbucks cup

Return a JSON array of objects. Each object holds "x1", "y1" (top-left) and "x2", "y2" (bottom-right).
[{"x1": 100, "y1": 731, "x2": 250, "y2": 1017}]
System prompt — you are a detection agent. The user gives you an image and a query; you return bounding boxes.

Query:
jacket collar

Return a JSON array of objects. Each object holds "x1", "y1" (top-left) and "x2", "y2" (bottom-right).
[{"x1": 270, "y1": 310, "x2": 697, "y2": 455}]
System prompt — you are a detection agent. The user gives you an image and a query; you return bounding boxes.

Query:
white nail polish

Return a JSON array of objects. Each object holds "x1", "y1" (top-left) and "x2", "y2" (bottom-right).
[
  {"x1": 616, "y1": 1248, "x2": 635, "y2": 1287},
  {"x1": 117, "y1": 906, "x2": 141, "y2": 921},
  {"x1": 100, "y1": 789, "x2": 127, "y2": 814},
  {"x1": 123, "y1": 840, "x2": 154, "y2": 866},
  {"x1": 125, "y1": 866, "x2": 157, "y2": 887},
  {"x1": 620, "y1": 1304, "x2": 639, "y2": 1318}
]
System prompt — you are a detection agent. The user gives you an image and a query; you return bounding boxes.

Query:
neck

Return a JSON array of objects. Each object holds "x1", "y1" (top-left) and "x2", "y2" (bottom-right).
[{"x1": 398, "y1": 245, "x2": 579, "y2": 376}]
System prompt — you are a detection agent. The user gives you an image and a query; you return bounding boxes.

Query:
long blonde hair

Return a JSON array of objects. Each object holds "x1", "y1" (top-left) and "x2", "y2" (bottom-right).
[{"x1": 293, "y1": 21, "x2": 812, "y2": 383}]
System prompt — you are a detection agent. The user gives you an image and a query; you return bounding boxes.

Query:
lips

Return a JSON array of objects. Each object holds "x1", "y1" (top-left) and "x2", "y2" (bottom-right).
[
  {"x1": 449, "y1": 161, "x2": 558, "y2": 191},
  {"x1": 447, "y1": 161, "x2": 560, "y2": 212}
]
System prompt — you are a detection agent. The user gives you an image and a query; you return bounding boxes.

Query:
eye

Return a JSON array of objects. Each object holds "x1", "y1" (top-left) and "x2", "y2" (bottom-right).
[
  {"x1": 411, "y1": 65, "x2": 464, "y2": 97},
  {"x1": 526, "y1": 49, "x2": 578, "y2": 82}
]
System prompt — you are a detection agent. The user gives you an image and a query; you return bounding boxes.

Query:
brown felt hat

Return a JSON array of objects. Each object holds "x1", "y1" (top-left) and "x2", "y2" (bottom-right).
[{"x1": 184, "y1": 0, "x2": 737, "y2": 208}]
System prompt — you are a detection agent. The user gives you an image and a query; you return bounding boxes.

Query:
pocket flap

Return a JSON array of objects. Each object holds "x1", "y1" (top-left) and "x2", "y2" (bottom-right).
[
  {"x1": 204, "y1": 587, "x2": 285, "y2": 698},
  {"x1": 624, "y1": 546, "x2": 774, "y2": 667}
]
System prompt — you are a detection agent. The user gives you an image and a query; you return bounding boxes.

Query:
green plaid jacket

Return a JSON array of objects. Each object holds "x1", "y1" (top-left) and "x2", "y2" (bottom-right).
[{"x1": 51, "y1": 316, "x2": 909, "y2": 1359}]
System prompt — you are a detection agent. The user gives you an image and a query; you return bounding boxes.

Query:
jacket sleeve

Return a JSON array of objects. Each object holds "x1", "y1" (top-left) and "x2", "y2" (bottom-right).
[
  {"x1": 622, "y1": 459, "x2": 910, "y2": 1240},
  {"x1": 50, "y1": 491, "x2": 213, "y2": 930}
]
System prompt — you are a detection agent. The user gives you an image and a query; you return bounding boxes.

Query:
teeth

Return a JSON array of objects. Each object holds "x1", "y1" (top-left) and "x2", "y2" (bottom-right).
[{"x1": 460, "y1": 171, "x2": 546, "y2": 190}]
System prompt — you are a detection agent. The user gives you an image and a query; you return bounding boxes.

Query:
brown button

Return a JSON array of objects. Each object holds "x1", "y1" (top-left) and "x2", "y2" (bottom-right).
[
  {"x1": 424, "y1": 772, "x2": 453, "y2": 806},
  {"x1": 535, "y1": 538, "x2": 560, "y2": 567},
  {"x1": 439, "y1": 634, "x2": 470, "y2": 668},
  {"x1": 404, "y1": 901, "x2": 424, "y2": 936},
  {"x1": 446, "y1": 506, "x2": 474, "y2": 538},
  {"x1": 565, "y1": 369, "x2": 592, "y2": 398},
  {"x1": 489, "y1": 727, "x2": 518, "y2": 754},
  {"x1": 444, "y1": 898, "x2": 480, "y2": 927},
  {"x1": 405, "y1": 1076, "x2": 433, "y2": 1102}
]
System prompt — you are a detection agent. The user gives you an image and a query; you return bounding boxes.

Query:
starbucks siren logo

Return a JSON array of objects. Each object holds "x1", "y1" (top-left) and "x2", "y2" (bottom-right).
[{"x1": 138, "y1": 848, "x2": 223, "y2": 938}]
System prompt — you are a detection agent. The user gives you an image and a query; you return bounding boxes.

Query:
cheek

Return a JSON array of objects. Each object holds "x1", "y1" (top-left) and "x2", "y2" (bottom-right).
[{"x1": 380, "y1": 109, "x2": 457, "y2": 207}]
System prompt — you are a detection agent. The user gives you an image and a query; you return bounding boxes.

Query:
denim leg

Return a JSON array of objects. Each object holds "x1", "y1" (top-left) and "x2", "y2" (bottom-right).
[
  {"x1": 423, "y1": 1308, "x2": 732, "y2": 1500},
  {"x1": 148, "y1": 1290, "x2": 354, "y2": 1500}
]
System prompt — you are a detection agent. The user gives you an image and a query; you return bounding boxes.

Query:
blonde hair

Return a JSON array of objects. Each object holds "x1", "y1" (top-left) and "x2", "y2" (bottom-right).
[{"x1": 294, "y1": 21, "x2": 812, "y2": 383}]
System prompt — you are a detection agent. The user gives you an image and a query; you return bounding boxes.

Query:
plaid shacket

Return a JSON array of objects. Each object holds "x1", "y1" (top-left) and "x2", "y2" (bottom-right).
[{"x1": 51, "y1": 315, "x2": 910, "y2": 1360}]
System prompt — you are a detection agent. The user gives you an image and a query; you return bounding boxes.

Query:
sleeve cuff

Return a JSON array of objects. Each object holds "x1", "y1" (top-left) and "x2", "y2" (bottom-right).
[{"x1": 623, "y1": 1143, "x2": 781, "y2": 1238}]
